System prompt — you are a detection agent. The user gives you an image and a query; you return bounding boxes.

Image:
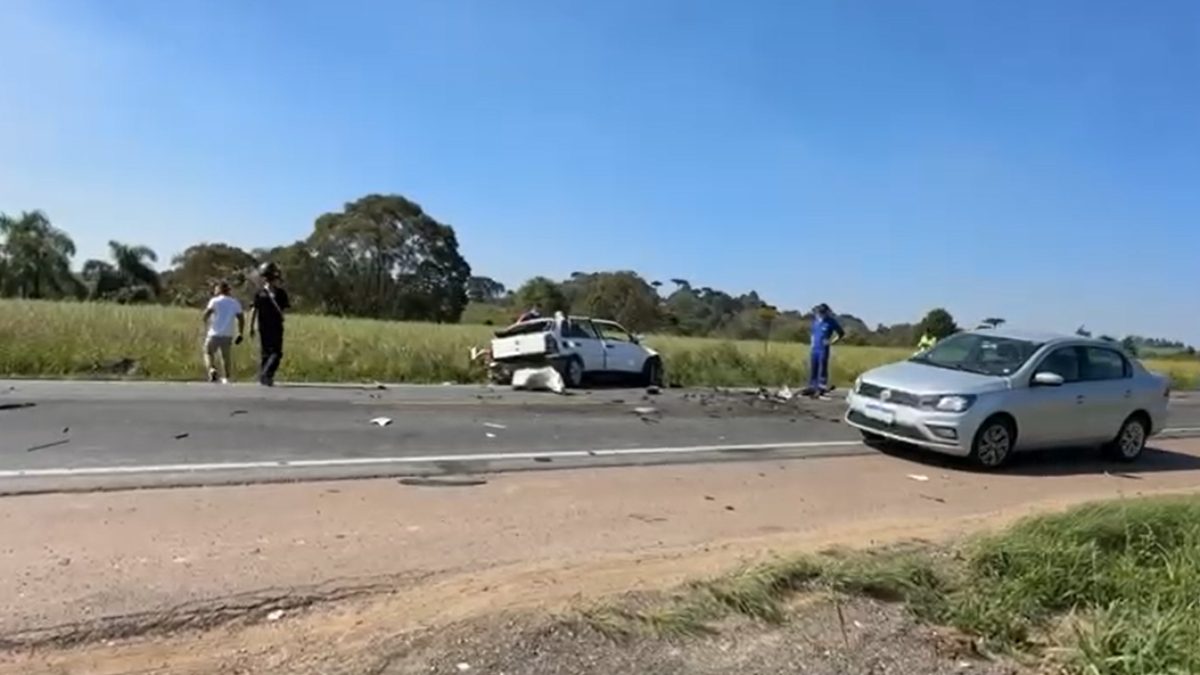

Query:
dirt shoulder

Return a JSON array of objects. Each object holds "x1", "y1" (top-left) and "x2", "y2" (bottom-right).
[{"x1": 3, "y1": 440, "x2": 1200, "y2": 673}]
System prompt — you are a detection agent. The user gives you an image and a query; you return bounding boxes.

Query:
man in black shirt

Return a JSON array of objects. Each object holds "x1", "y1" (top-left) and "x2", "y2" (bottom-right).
[{"x1": 249, "y1": 262, "x2": 291, "y2": 386}]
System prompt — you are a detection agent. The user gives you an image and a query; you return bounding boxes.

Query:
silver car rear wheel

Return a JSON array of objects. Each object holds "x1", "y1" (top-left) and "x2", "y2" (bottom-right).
[
  {"x1": 1106, "y1": 415, "x2": 1147, "y2": 462},
  {"x1": 971, "y1": 418, "x2": 1014, "y2": 469}
]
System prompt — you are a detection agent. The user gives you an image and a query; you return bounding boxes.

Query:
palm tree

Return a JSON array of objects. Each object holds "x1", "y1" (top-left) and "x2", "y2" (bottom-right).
[
  {"x1": 81, "y1": 241, "x2": 161, "y2": 302},
  {"x1": 108, "y1": 241, "x2": 161, "y2": 295},
  {"x1": 0, "y1": 211, "x2": 80, "y2": 299}
]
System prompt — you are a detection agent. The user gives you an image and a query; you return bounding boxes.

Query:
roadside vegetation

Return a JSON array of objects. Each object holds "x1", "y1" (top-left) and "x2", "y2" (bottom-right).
[
  {"x1": 585, "y1": 495, "x2": 1200, "y2": 674},
  {"x1": 3, "y1": 299, "x2": 1198, "y2": 388}
]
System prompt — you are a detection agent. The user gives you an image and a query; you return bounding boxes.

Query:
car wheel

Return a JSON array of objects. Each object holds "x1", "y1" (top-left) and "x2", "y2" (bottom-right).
[
  {"x1": 1105, "y1": 414, "x2": 1148, "y2": 462},
  {"x1": 641, "y1": 358, "x2": 664, "y2": 387},
  {"x1": 970, "y1": 417, "x2": 1015, "y2": 469},
  {"x1": 562, "y1": 356, "x2": 585, "y2": 389}
]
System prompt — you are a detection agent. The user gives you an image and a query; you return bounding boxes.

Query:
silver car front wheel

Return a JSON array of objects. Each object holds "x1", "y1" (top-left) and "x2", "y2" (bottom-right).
[{"x1": 971, "y1": 419, "x2": 1014, "y2": 469}]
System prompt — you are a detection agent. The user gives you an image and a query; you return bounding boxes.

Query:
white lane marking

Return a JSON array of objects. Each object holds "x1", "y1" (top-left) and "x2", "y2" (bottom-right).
[{"x1": 0, "y1": 440, "x2": 864, "y2": 479}]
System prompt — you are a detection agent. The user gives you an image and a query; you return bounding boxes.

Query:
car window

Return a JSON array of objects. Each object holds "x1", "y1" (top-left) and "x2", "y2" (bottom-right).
[
  {"x1": 912, "y1": 333, "x2": 1041, "y2": 376},
  {"x1": 1037, "y1": 347, "x2": 1081, "y2": 382},
  {"x1": 562, "y1": 320, "x2": 600, "y2": 339},
  {"x1": 594, "y1": 321, "x2": 633, "y2": 343},
  {"x1": 1082, "y1": 347, "x2": 1129, "y2": 381}
]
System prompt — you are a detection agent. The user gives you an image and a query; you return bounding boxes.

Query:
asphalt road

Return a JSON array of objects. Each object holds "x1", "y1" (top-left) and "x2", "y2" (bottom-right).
[{"x1": 2, "y1": 380, "x2": 1199, "y2": 494}]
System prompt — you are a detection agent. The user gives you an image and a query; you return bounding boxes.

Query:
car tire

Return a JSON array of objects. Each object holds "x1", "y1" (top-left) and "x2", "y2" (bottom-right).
[
  {"x1": 561, "y1": 356, "x2": 585, "y2": 389},
  {"x1": 969, "y1": 416, "x2": 1015, "y2": 469},
  {"x1": 1104, "y1": 414, "x2": 1148, "y2": 463},
  {"x1": 641, "y1": 358, "x2": 664, "y2": 388}
]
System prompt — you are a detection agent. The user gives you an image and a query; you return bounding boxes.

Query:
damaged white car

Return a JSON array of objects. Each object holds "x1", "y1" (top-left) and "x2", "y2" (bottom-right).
[{"x1": 487, "y1": 313, "x2": 664, "y2": 388}]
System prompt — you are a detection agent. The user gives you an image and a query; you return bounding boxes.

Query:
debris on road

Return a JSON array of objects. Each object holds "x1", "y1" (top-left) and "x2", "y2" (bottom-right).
[
  {"x1": 0, "y1": 402, "x2": 36, "y2": 412},
  {"x1": 27, "y1": 439, "x2": 71, "y2": 453},
  {"x1": 646, "y1": 385, "x2": 662, "y2": 395},
  {"x1": 511, "y1": 367, "x2": 565, "y2": 394},
  {"x1": 485, "y1": 433, "x2": 497, "y2": 439},
  {"x1": 173, "y1": 432, "x2": 190, "y2": 440},
  {"x1": 533, "y1": 456, "x2": 553, "y2": 463},
  {"x1": 455, "y1": 663, "x2": 472, "y2": 673},
  {"x1": 398, "y1": 477, "x2": 488, "y2": 488},
  {"x1": 906, "y1": 474, "x2": 930, "y2": 482},
  {"x1": 229, "y1": 410, "x2": 249, "y2": 417},
  {"x1": 482, "y1": 422, "x2": 507, "y2": 430},
  {"x1": 919, "y1": 494, "x2": 947, "y2": 504},
  {"x1": 369, "y1": 417, "x2": 393, "y2": 427},
  {"x1": 371, "y1": 381, "x2": 388, "y2": 390},
  {"x1": 266, "y1": 609, "x2": 284, "y2": 622},
  {"x1": 632, "y1": 406, "x2": 659, "y2": 416}
]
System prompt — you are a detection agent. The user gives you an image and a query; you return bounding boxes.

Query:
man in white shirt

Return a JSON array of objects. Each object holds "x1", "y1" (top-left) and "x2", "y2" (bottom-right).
[{"x1": 202, "y1": 282, "x2": 245, "y2": 383}]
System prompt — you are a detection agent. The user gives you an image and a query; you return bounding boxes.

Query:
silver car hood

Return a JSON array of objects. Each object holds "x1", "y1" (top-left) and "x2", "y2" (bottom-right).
[{"x1": 860, "y1": 360, "x2": 1010, "y2": 395}]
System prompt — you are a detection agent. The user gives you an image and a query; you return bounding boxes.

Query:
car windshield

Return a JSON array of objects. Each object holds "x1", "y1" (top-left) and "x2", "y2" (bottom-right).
[{"x1": 911, "y1": 333, "x2": 1041, "y2": 376}]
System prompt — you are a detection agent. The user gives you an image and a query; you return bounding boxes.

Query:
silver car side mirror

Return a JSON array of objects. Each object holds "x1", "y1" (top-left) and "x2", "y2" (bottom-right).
[{"x1": 1033, "y1": 372, "x2": 1065, "y2": 387}]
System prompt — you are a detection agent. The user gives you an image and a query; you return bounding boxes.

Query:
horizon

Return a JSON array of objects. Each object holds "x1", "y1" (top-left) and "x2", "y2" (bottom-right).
[{"x1": 2, "y1": 0, "x2": 1197, "y2": 343}]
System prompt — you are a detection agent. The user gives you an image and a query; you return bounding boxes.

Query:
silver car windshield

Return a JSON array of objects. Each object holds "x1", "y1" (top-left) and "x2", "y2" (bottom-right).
[{"x1": 912, "y1": 333, "x2": 1042, "y2": 376}]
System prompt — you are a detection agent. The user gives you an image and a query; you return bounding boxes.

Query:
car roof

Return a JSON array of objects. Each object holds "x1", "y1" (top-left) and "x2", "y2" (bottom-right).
[{"x1": 970, "y1": 327, "x2": 1115, "y2": 347}]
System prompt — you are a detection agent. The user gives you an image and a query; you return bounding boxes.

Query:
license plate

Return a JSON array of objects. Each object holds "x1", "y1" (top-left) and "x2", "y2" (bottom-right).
[{"x1": 863, "y1": 404, "x2": 895, "y2": 425}]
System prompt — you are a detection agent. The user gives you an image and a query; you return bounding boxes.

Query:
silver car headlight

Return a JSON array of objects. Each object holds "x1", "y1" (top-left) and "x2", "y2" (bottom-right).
[
  {"x1": 853, "y1": 376, "x2": 863, "y2": 393},
  {"x1": 930, "y1": 395, "x2": 975, "y2": 412}
]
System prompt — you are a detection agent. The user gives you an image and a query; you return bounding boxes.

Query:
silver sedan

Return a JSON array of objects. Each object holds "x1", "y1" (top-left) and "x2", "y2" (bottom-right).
[{"x1": 845, "y1": 328, "x2": 1171, "y2": 468}]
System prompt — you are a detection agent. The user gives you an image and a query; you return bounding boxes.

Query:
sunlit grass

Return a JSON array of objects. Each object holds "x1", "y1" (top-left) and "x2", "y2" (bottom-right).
[{"x1": 1, "y1": 299, "x2": 1196, "y2": 388}]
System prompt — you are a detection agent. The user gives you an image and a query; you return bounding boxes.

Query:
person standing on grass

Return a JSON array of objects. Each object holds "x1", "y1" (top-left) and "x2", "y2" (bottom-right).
[
  {"x1": 806, "y1": 303, "x2": 844, "y2": 397},
  {"x1": 201, "y1": 281, "x2": 245, "y2": 383},
  {"x1": 249, "y1": 262, "x2": 290, "y2": 387}
]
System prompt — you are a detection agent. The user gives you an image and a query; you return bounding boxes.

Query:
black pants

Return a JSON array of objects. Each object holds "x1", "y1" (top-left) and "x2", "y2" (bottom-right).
[{"x1": 258, "y1": 330, "x2": 284, "y2": 384}]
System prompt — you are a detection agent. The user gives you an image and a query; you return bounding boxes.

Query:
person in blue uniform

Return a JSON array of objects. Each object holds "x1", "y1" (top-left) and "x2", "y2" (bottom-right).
[{"x1": 806, "y1": 303, "x2": 844, "y2": 396}]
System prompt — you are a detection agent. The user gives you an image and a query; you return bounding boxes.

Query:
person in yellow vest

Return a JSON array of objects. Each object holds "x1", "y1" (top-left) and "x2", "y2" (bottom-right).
[{"x1": 916, "y1": 332, "x2": 937, "y2": 355}]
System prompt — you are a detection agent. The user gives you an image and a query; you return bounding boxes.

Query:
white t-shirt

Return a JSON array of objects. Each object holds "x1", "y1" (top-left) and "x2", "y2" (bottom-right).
[{"x1": 206, "y1": 295, "x2": 243, "y2": 338}]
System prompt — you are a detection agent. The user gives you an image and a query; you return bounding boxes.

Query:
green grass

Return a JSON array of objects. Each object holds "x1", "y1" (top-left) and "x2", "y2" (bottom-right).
[
  {"x1": 582, "y1": 496, "x2": 1200, "y2": 674},
  {"x1": 1, "y1": 299, "x2": 1198, "y2": 388}
]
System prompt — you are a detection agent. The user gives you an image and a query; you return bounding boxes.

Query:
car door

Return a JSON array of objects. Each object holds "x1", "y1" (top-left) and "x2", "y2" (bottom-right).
[
  {"x1": 1015, "y1": 346, "x2": 1088, "y2": 448},
  {"x1": 1078, "y1": 346, "x2": 1135, "y2": 443},
  {"x1": 593, "y1": 320, "x2": 645, "y2": 373},
  {"x1": 560, "y1": 319, "x2": 607, "y2": 372}
]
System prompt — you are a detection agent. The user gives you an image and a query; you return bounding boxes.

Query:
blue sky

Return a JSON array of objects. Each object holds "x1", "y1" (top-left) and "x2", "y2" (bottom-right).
[{"x1": 2, "y1": 0, "x2": 1197, "y2": 342}]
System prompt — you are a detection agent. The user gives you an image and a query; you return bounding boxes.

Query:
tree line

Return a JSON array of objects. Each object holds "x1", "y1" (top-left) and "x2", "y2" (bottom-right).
[{"x1": 1, "y1": 193, "x2": 1191, "y2": 351}]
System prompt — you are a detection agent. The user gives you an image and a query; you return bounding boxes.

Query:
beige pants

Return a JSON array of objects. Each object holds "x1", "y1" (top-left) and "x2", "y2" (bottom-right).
[{"x1": 204, "y1": 336, "x2": 234, "y2": 379}]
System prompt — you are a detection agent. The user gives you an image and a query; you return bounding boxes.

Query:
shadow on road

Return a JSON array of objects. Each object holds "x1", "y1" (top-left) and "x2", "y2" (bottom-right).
[{"x1": 867, "y1": 440, "x2": 1200, "y2": 477}]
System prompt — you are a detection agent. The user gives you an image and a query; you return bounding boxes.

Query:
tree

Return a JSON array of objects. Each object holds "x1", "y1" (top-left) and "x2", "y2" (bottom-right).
[
  {"x1": 1076, "y1": 326, "x2": 1092, "y2": 338},
  {"x1": 0, "y1": 210, "x2": 81, "y2": 299},
  {"x1": 513, "y1": 276, "x2": 568, "y2": 315},
  {"x1": 162, "y1": 243, "x2": 258, "y2": 306},
  {"x1": 307, "y1": 194, "x2": 472, "y2": 322},
  {"x1": 981, "y1": 317, "x2": 1006, "y2": 328},
  {"x1": 467, "y1": 276, "x2": 507, "y2": 303},
  {"x1": 917, "y1": 308, "x2": 959, "y2": 340},
  {"x1": 571, "y1": 271, "x2": 662, "y2": 332},
  {"x1": 82, "y1": 241, "x2": 160, "y2": 302},
  {"x1": 1120, "y1": 335, "x2": 1139, "y2": 356}
]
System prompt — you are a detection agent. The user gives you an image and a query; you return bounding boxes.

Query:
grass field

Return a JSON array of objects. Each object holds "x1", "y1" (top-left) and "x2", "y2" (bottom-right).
[
  {"x1": 588, "y1": 495, "x2": 1200, "y2": 673},
  {"x1": 2, "y1": 299, "x2": 1198, "y2": 388}
]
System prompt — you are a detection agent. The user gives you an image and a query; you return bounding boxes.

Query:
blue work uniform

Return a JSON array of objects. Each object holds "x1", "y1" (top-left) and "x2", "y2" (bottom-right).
[{"x1": 809, "y1": 315, "x2": 845, "y2": 391}]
